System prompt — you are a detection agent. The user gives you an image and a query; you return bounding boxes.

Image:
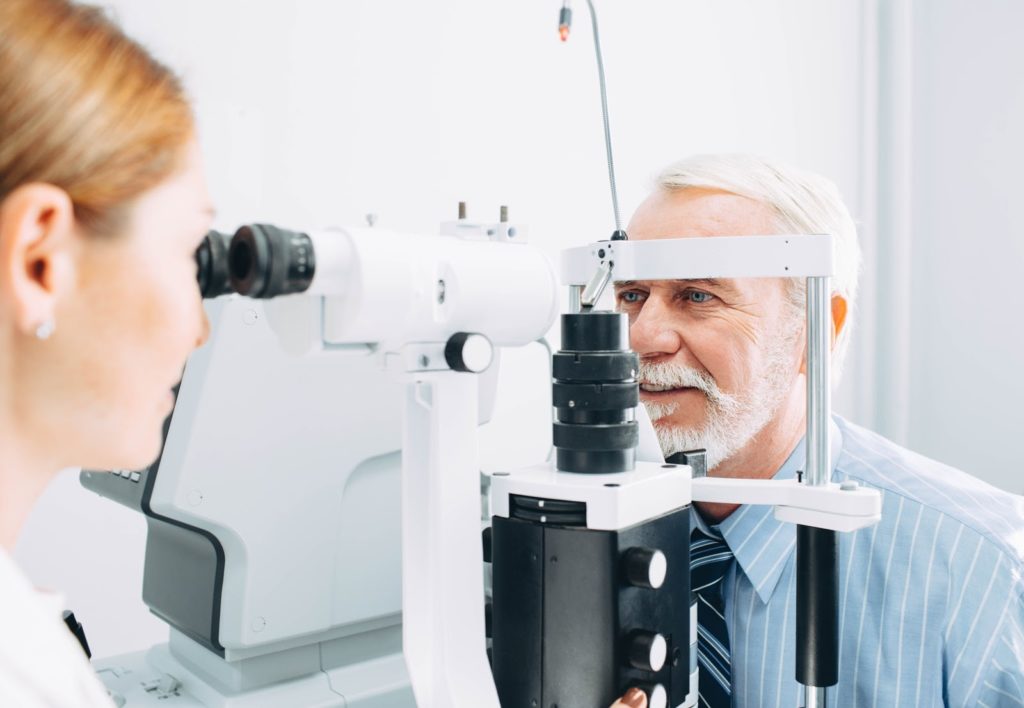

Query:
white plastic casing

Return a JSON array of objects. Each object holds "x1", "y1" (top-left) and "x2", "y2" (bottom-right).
[
  {"x1": 149, "y1": 298, "x2": 406, "y2": 655},
  {"x1": 561, "y1": 234, "x2": 834, "y2": 284},
  {"x1": 489, "y1": 461, "x2": 691, "y2": 532},
  {"x1": 303, "y1": 227, "x2": 559, "y2": 349}
]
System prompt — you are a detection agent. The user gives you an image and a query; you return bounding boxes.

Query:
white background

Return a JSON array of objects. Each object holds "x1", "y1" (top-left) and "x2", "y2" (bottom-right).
[
  {"x1": 903, "y1": 2, "x2": 1024, "y2": 482},
  {"x1": 14, "y1": 0, "x2": 1023, "y2": 661}
]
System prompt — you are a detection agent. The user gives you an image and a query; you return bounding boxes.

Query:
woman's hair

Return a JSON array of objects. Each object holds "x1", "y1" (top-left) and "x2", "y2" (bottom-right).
[{"x1": 0, "y1": 0, "x2": 193, "y2": 236}]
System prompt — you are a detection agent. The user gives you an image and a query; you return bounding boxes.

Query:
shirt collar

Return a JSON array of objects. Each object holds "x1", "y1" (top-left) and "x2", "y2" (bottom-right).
[{"x1": 693, "y1": 418, "x2": 844, "y2": 604}]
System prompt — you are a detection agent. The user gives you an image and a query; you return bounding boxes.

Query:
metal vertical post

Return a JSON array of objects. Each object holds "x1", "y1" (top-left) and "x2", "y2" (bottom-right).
[
  {"x1": 798, "y1": 276, "x2": 837, "y2": 708},
  {"x1": 568, "y1": 285, "x2": 584, "y2": 314},
  {"x1": 805, "y1": 276, "x2": 831, "y2": 485}
]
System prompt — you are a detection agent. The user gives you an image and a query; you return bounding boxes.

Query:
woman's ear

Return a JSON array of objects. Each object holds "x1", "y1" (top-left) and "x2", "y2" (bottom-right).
[{"x1": 0, "y1": 184, "x2": 77, "y2": 336}]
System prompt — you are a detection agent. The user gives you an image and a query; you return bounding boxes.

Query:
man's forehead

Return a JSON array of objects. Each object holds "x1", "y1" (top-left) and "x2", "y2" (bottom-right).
[{"x1": 626, "y1": 187, "x2": 779, "y2": 240}]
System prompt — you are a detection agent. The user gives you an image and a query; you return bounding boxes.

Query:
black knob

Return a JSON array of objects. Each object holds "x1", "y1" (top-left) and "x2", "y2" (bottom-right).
[
  {"x1": 623, "y1": 547, "x2": 667, "y2": 590},
  {"x1": 444, "y1": 332, "x2": 494, "y2": 373},
  {"x1": 626, "y1": 631, "x2": 667, "y2": 672},
  {"x1": 666, "y1": 448, "x2": 707, "y2": 478},
  {"x1": 482, "y1": 526, "x2": 493, "y2": 563}
]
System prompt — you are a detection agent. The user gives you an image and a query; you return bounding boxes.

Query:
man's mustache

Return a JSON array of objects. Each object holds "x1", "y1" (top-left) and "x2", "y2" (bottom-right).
[
  {"x1": 638, "y1": 361, "x2": 716, "y2": 397},
  {"x1": 637, "y1": 361, "x2": 745, "y2": 418}
]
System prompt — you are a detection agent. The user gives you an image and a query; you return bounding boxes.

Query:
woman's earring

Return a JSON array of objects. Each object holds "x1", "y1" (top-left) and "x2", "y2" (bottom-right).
[{"x1": 35, "y1": 319, "x2": 56, "y2": 340}]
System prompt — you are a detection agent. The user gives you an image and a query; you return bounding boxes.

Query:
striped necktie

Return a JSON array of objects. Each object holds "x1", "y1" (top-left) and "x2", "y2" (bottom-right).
[{"x1": 691, "y1": 526, "x2": 735, "y2": 707}]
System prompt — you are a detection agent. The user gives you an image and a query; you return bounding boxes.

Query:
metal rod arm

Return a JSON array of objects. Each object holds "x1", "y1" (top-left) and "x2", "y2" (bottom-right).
[{"x1": 798, "y1": 276, "x2": 838, "y2": 707}]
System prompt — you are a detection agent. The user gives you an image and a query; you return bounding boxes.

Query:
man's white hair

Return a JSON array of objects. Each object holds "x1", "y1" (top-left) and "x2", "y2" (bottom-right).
[{"x1": 656, "y1": 154, "x2": 862, "y2": 380}]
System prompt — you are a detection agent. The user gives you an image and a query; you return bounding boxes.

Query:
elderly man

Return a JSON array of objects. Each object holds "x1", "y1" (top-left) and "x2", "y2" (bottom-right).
[{"x1": 615, "y1": 155, "x2": 1024, "y2": 707}]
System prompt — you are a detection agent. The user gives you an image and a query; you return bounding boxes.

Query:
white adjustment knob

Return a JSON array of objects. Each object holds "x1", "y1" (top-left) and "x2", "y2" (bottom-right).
[
  {"x1": 624, "y1": 547, "x2": 668, "y2": 590},
  {"x1": 627, "y1": 631, "x2": 668, "y2": 673},
  {"x1": 647, "y1": 683, "x2": 668, "y2": 708},
  {"x1": 444, "y1": 332, "x2": 494, "y2": 373}
]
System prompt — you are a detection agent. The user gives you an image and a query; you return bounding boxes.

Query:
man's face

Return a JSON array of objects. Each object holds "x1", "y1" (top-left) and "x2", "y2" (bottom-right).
[{"x1": 615, "y1": 187, "x2": 805, "y2": 470}]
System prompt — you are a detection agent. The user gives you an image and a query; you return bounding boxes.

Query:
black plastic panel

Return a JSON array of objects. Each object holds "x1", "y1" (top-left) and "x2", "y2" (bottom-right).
[
  {"x1": 491, "y1": 516, "x2": 544, "y2": 704},
  {"x1": 541, "y1": 525, "x2": 619, "y2": 707},
  {"x1": 491, "y1": 505, "x2": 691, "y2": 708},
  {"x1": 142, "y1": 518, "x2": 224, "y2": 651}
]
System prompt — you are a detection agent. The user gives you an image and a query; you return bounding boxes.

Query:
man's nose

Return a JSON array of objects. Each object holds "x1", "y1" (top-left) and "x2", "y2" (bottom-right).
[{"x1": 629, "y1": 295, "x2": 682, "y2": 358}]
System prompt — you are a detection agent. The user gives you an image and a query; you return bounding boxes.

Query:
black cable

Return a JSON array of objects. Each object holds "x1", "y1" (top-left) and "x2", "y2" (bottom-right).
[
  {"x1": 561, "y1": 1, "x2": 626, "y2": 239},
  {"x1": 584, "y1": 0, "x2": 622, "y2": 236}
]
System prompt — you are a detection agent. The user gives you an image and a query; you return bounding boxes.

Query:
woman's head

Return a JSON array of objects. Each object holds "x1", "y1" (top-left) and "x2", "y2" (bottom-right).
[{"x1": 0, "y1": 0, "x2": 212, "y2": 471}]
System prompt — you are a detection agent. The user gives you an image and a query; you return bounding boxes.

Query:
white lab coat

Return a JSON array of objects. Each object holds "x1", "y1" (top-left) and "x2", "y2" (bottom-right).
[{"x1": 0, "y1": 548, "x2": 114, "y2": 707}]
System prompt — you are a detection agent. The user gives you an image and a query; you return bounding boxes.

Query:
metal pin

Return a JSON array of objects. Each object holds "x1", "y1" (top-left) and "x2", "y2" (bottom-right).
[
  {"x1": 500, "y1": 205, "x2": 508, "y2": 223},
  {"x1": 580, "y1": 263, "x2": 613, "y2": 309},
  {"x1": 458, "y1": 202, "x2": 467, "y2": 220}
]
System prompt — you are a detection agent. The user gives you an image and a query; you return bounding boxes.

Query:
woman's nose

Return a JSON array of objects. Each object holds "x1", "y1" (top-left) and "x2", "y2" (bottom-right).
[{"x1": 195, "y1": 307, "x2": 210, "y2": 349}]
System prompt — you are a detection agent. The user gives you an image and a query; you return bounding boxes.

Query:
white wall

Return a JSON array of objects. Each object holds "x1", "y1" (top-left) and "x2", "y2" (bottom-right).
[
  {"x1": 15, "y1": 0, "x2": 866, "y2": 659},
  {"x1": 902, "y1": 1, "x2": 1024, "y2": 493}
]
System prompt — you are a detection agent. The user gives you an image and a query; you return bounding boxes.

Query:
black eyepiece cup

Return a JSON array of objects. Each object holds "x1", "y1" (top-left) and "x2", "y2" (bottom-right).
[
  {"x1": 195, "y1": 230, "x2": 234, "y2": 298},
  {"x1": 228, "y1": 224, "x2": 316, "y2": 298}
]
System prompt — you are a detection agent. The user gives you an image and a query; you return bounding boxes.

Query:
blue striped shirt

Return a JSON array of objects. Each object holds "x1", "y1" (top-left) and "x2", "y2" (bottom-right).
[{"x1": 694, "y1": 416, "x2": 1024, "y2": 707}]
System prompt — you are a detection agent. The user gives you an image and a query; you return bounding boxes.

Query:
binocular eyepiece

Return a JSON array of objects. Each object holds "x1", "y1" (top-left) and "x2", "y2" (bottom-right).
[{"x1": 195, "y1": 224, "x2": 317, "y2": 299}]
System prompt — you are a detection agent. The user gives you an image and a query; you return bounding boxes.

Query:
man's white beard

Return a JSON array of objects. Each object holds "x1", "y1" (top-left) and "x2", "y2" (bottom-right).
[{"x1": 640, "y1": 317, "x2": 803, "y2": 472}]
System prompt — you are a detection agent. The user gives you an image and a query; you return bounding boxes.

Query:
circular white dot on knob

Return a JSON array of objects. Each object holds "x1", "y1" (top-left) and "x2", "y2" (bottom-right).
[
  {"x1": 648, "y1": 633, "x2": 668, "y2": 672},
  {"x1": 445, "y1": 332, "x2": 494, "y2": 373},
  {"x1": 647, "y1": 550, "x2": 667, "y2": 589},
  {"x1": 625, "y1": 547, "x2": 668, "y2": 590},
  {"x1": 460, "y1": 334, "x2": 493, "y2": 372},
  {"x1": 648, "y1": 683, "x2": 668, "y2": 708}
]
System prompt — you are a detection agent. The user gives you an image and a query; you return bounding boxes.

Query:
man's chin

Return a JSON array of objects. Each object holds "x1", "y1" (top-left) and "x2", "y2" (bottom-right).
[{"x1": 647, "y1": 407, "x2": 708, "y2": 433}]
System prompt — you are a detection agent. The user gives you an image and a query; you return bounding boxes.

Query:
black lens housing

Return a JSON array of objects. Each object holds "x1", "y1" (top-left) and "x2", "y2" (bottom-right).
[
  {"x1": 228, "y1": 224, "x2": 316, "y2": 298},
  {"x1": 195, "y1": 230, "x2": 233, "y2": 298},
  {"x1": 552, "y1": 311, "x2": 639, "y2": 474}
]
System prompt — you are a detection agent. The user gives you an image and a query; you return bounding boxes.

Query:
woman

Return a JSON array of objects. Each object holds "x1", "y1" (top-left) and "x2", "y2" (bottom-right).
[
  {"x1": 0, "y1": 0, "x2": 211, "y2": 703},
  {"x1": 0, "y1": 2, "x2": 647, "y2": 707}
]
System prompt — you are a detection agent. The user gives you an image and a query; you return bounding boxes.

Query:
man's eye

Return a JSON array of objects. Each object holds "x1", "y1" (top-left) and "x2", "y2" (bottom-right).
[
  {"x1": 685, "y1": 290, "x2": 714, "y2": 304},
  {"x1": 618, "y1": 291, "x2": 645, "y2": 304}
]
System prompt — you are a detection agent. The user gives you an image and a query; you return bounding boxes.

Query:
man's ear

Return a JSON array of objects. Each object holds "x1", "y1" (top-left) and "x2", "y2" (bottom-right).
[
  {"x1": 0, "y1": 184, "x2": 78, "y2": 335},
  {"x1": 831, "y1": 293, "x2": 848, "y2": 348},
  {"x1": 798, "y1": 292, "x2": 849, "y2": 376}
]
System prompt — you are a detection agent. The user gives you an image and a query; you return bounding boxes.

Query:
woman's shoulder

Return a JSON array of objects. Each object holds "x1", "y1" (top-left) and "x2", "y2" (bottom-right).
[{"x1": 0, "y1": 549, "x2": 114, "y2": 708}]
